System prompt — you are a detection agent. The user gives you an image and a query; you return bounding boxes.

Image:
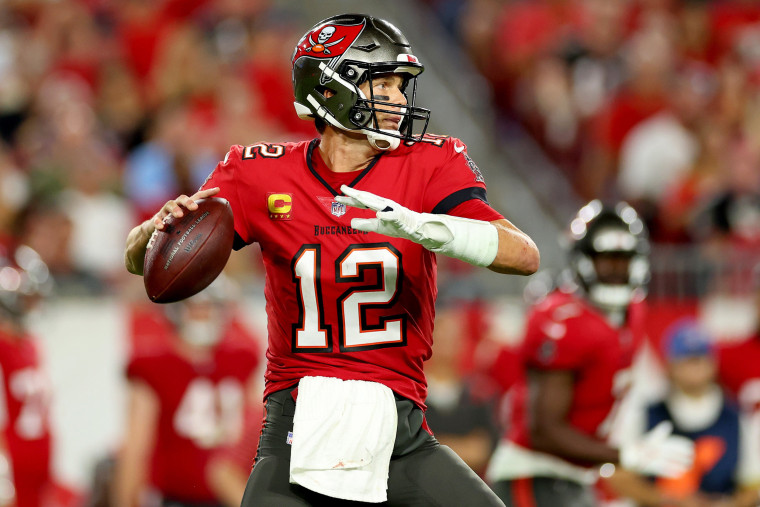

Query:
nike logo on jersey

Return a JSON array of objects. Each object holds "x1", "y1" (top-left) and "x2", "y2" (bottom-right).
[{"x1": 454, "y1": 144, "x2": 465, "y2": 153}]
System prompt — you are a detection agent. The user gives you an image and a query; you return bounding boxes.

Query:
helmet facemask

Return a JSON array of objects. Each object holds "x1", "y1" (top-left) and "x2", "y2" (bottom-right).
[
  {"x1": 342, "y1": 62, "x2": 430, "y2": 149},
  {"x1": 292, "y1": 14, "x2": 431, "y2": 151}
]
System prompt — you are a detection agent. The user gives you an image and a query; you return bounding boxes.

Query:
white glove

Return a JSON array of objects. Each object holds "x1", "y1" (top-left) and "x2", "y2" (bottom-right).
[
  {"x1": 620, "y1": 421, "x2": 695, "y2": 478},
  {"x1": 335, "y1": 185, "x2": 499, "y2": 267}
]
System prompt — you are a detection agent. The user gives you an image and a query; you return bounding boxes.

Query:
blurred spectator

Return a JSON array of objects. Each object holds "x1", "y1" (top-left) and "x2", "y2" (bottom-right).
[
  {"x1": 692, "y1": 136, "x2": 760, "y2": 249},
  {"x1": 59, "y1": 161, "x2": 134, "y2": 289},
  {"x1": 489, "y1": 0, "x2": 584, "y2": 112},
  {"x1": 95, "y1": 62, "x2": 148, "y2": 152},
  {"x1": 520, "y1": 0, "x2": 630, "y2": 171},
  {"x1": 16, "y1": 202, "x2": 78, "y2": 288},
  {"x1": 123, "y1": 102, "x2": 217, "y2": 222},
  {"x1": 617, "y1": 63, "x2": 715, "y2": 234},
  {"x1": 656, "y1": 120, "x2": 728, "y2": 244},
  {"x1": 0, "y1": 144, "x2": 30, "y2": 248},
  {"x1": 605, "y1": 319, "x2": 760, "y2": 506},
  {"x1": 711, "y1": 0, "x2": 760, "y2": 78},
  {"x1": 578, "y1": 22, "x2": 674, "y2": 200},
  {"x1": 425, "y1": 301, "x2": 500, "y2": 477},
  {"x1": 0, "y1": 245, "x2": 56, "y2": 507},
  {"x1": 112, "y1": 278, "x2": 262, "y2": 507}
]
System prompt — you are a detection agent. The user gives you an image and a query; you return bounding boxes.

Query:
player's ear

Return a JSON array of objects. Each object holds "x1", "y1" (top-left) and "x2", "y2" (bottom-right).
[{"x1": 317, "y1": 86, "x2": 335, "y2": 99}]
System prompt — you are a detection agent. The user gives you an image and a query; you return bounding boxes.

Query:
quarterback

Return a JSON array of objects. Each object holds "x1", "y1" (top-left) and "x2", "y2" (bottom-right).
[{"x1": 125, "y1": 13, "x2": 538, "y2": 506}]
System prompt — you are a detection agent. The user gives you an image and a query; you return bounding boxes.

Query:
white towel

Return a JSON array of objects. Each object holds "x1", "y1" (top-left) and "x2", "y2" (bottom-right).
[{"x1": 289, "y1": 376, "x2": 398, "y2": 503}]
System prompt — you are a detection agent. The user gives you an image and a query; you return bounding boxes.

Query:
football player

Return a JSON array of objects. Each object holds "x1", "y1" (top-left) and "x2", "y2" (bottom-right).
[
  {"x1": 0, "y1": 245, "x2": 55, "y2": 507},
  {"x1": 124, "y1": 13, "x2": 539, "y2": 506},
  {"x1": 112, "y1": 278, "x2": 261, "y2": 507},
  {"x1": 486, "y1": 201, "x2": 694, "y2": 507}
]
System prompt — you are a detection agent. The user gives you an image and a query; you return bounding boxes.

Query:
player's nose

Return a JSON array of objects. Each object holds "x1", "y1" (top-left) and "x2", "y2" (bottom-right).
[
  {"x1": 387, "y1": 86, "x2": 407, "y2": 109},
  {"x1": 393, "y1": 86, "x2": 407, "y2": 104}
]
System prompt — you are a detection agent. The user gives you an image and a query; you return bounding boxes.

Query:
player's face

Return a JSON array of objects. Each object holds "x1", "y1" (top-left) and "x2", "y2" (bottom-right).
[
  {"x1": 177, "y1": 300, "x2": 225, "y2": 347},
  {"x1": 668, "y1": 355, "x2": 716, "y2": 395},
  {"x1": 592, "y1": 252, "x2": 631, "y2": 285},
  {"x1": 359, "y1": 73, "x2": 408, "y2": 131}
]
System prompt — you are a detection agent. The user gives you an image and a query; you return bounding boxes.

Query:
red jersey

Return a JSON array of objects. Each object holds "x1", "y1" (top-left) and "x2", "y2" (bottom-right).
[
  {"x1": 126, "y1": 320, "x2": 259, "y2": 503},
  {"x1": 508, "y1": 290, "x2": 644, "y2": 450},
  {"x1": 202, "y1": 136, "x2": 502, "y2": 408},
  {"x1": 0, "y1": 332, "x2": 53, "y2": 507},
  {"x1": 718, "y1": 333, "x2": 760, "y2": 412}
]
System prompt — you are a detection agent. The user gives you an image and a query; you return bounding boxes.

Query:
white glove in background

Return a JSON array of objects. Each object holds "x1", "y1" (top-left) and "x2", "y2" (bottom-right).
[{"x1": 619, "y1": 421, "x2": 695, "y2": 478}]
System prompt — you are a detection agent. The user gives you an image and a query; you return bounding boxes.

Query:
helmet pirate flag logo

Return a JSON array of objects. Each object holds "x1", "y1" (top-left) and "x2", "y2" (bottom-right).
[{"x1": 292, "y1": 21, "x2": 365, "y2": 65}]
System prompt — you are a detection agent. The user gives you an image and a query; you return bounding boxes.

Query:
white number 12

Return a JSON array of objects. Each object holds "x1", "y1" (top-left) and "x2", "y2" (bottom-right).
[{"x1": 291, "y1": 243, "x2": 406, "y2": 352}]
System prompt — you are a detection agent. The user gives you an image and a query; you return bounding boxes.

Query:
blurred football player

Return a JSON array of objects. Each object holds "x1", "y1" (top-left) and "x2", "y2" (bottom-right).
[
  {"x1": 486, "y1": 200, "x2": 694, "y2": 507},
  {"x1": 112, "y1": 278, "x2": 261, "y2": 507},
  {"x1": 606, "y1": 319, "x2": 760, "y2": 506},
  {"x1": 0, "y1": 245, "x2": 55, "y2": 507},
  {"x1": 125, "y1": 12, "x2": 539, "y2": 506}
]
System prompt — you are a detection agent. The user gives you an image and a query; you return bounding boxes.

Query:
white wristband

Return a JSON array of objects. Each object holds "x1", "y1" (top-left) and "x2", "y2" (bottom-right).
[{"x1": 416, "y1": 214, "x2": 499, "y2": 267}]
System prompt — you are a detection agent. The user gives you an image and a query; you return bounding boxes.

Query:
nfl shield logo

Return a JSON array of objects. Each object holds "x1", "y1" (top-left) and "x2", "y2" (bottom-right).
[{"x1": 331, "y1": 201, "x2": 346, "y2": 217}]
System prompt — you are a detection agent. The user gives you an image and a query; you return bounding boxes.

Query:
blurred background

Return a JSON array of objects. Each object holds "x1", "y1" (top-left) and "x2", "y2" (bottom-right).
[{"x1": 0, "y1": 0, "x2": 759, "y2": 504}]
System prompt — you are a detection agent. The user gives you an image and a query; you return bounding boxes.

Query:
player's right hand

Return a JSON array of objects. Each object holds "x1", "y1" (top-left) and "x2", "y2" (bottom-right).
[
  {"x1": 620, "y1": 421, "x2": 695, "y2": 478},
  {"x1": 152, "y1": 187, "x2": 220, "y2": 231}
]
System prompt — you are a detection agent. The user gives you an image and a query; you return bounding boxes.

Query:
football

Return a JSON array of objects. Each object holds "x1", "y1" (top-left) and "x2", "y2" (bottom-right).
[{"x1": 143, "y1": 197, "x2": 234, "y2": 303}]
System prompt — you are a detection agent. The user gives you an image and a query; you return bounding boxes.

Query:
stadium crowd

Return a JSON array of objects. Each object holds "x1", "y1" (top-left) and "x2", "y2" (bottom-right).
[
  {"x1": 0, "y1": 1, "x2": 758, "y2": 506},
  {"x1": 429, "y1": 0, "x2": 760, "y2": 249}
]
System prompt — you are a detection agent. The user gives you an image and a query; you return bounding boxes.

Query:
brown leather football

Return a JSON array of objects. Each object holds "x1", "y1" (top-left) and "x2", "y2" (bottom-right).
[{"x1": 143, "y1": 197, "x2": 234, "y2": 303}]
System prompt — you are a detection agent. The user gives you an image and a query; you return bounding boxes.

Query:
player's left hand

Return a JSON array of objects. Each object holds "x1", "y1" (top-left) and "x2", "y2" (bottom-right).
[{"x1": 336, "y1": 185, "x2": 453, "y2": 248}]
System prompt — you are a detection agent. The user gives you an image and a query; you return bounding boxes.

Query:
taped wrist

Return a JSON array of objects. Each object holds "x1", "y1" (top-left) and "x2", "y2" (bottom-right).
[{"x1": 416, "y1": 214, "x2": 498, "y2": 267}]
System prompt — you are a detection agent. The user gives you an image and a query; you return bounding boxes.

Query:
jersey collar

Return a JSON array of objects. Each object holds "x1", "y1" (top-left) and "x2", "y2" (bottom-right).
[{"x1": 306, "y1": 138, "x2": 383, "y2": 196}]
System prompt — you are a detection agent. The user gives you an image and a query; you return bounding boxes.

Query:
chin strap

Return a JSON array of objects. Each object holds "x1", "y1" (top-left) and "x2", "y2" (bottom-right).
[{"x1": 365, "y1": 129, "x2": 400, "y2": 151}]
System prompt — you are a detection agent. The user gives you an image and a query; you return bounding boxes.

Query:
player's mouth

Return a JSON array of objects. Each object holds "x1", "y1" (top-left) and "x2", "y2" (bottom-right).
[{"x1": 381, "y1": 116, "x2": 402, "y2": 129}]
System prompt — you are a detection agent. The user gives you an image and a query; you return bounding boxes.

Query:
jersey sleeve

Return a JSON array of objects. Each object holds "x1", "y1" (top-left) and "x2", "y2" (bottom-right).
[
  {"x1": 126, "y1": 355, "x2": 159, "y2": 390},
  {"x1": 521, "y1": 304, "x2": 593, "y2": 371},
  {"x1": 201, "y1": 145, "x2": 256, "y2": 249},
  {"x1": 447, "y1": 199, "x2": 504, "y2": 222},
  {"x1": 422, "y1": 137, "x2": 492, "y2": 215}
]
